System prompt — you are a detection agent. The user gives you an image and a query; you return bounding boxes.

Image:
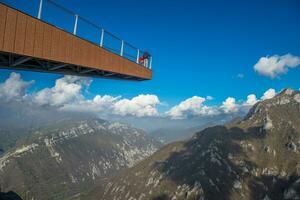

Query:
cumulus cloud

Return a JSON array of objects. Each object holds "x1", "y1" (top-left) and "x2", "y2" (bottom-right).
[
  {"x1": 166, "y1": 89, "x2": 278, "y2": 119},
  {"x1": 221, "y1": 97, "x2": 239, "y2": 113},
  {"x1": 62, "y1": 94, "x2": 160, "y2": 117},
  {"x1": 34, "y1": 76, "x2": 90, "y2": 106},
  {"x1": 244, "y1": 94, "x2": 258, "y2": 106},
  {"x1": 113, "y1": 94, "x2": 160, "y2": 117},
  {"x1": 254, "y1": 54, "x2": 300, "y2": 78},
  {"x1": 0, "y1": 72, "x2": 34, "y2": 101},
  {"x1": 61, "y1": 95, "x2": 119, "y2": 113},
  {"x1": 31, "y1": 75, "x2": 160, "y2": 117},
  {"x1": 166, "y1": 96, "x2": 218, "y2": 119},
  {"x1": 261, "y1": 88, "x2": 276, "y2": 100}
]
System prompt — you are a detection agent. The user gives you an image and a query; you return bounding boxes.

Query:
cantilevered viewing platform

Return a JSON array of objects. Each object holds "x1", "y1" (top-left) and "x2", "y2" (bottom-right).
[{"x1": 0, "y1": 0, "x2": 152, "y2": 80}]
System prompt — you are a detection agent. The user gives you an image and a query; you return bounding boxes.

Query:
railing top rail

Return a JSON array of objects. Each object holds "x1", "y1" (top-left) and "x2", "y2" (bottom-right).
[
  {"x1": 47, "y1": 0, "x2": 74, "y2": 15},
  {"x1": 103, "y1": 30, "x2": 122, "y2": 41}
]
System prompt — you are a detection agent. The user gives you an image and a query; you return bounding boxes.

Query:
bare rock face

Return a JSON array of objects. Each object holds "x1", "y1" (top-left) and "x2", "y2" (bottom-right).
[
  {"x1": 0, "y1": 118, "x2": 160, "y2": 199},
  {"x1": 96, "y1": 89, "x2": 300, "y2": 200},
  {"x1": 286, "y1": 141, "x2": 297, "y2": 152}
]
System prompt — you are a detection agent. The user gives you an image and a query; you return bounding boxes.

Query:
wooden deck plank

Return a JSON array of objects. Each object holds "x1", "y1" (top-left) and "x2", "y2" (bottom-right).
[
  {"x1": 33, "y1": 19, "x2": 44, "y2": 58},
  {"x1": 24, "y1": 15, "x2": 36, "y2": 56},
  {"x1": 0, "y1": 4, "x2": 7, "y2": 51},
  {"x1": 3, "y1": 7, "x2": 17, "y2": 52},
  {"x1": 14, "y1": 12, "x2": 27, "y2": 54}
]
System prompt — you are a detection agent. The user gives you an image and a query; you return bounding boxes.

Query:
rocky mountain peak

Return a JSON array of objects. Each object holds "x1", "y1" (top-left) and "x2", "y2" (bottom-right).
[{"x1": 242, "y1": 88, "x2": 300, "y2": 130}]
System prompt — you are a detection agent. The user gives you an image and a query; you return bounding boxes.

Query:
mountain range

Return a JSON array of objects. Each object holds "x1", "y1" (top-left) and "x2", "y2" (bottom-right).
[
  {"x1": 96, "y1": 89, "x2": 300, "y2": 200},
  {"x1": 0, "y1": 118, "x2": 161, "y2": 199},
  {"x1": 0, "y1": 89, "x2": 300, "y2": 200}
]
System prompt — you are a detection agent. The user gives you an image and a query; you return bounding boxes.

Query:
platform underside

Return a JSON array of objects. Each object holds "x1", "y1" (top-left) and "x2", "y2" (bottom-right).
[{"x1": 0, "y1": 52, "x2": 145, "y2": 80}]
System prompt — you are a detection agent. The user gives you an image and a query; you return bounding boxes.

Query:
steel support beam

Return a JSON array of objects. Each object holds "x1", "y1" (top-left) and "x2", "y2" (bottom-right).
[
  {"x1": 11, "y1": 57, "x2": 32, "y2": 67},
  {"x1": 49, "y1": 63, "x2": 69, "y2": 70},
  {"x1": 34, "y1": 59, "x2": 46, "y2": 68},
  {"x1": 103, "y1": 73, "x2": 114, "y2": 77},
  {"x1": 80, "y1": 68, "x2": 95, "y2": 74},
  {"x1": 123, "y1": 76, "x2": 133, "y2": 79},
  {"x1": 0, "y1": 55, "x2": 7, "y2": 63}
]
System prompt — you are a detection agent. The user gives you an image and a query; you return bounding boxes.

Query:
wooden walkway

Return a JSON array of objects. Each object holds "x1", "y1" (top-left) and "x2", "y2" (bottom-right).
[{"x1": 0, "y1": 2, "x2": 152, "y2": 80}]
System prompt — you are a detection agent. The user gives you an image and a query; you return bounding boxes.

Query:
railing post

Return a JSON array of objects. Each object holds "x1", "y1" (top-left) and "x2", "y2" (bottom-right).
[
  {"x1": 149, "y1": 56, "x2": 152, "y2": 69},
  {"x1": 120, "y1": 40, "x2": 124, "y2": 56},
  {"x1": 100, "y1": 29, "x2": 104, "y2": 47},
  {"x1": 136, "y1": 49, "x2": 140, "y2": 64},
  {"x1": 37, "y1": 0, "x2": 43, "y2": 19},
  {"x1": 73, "y1": 14, "x2": 78, "y2": 35}
]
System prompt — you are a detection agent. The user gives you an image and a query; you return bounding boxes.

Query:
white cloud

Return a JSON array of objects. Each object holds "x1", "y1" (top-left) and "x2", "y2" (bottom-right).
[
  {"x1": 167, "y1": 92, "x2": 267, "y2": 119},
  {"x1": 61, "y1": 95, "x2": 119, "y2": 113},
  {"x1": 0, "y1": 72, "x2": 34, "y2": 101},
  {"x1": 166, "y1": 96, "x2": 218, "y2": 119},
  {"x1": 31, "y1": 75, "x2": 159, "y2": 117},
  {"x1": 254, "y1": 54, "x2": 300, "y2": 78},
  {"x1": 221, "y1": 97, "x2": 238, "y2": 113},
  {"x1": 34, "y1": 76, "x2": 90, "y2": 106},
  {"x1": 0, "y1": 73, "x2": 282, "y2": 120},
  {"x1": 244, "y1": 94, "x2": 258, "y2": 106},
  {"x1": 206, "y1": 95, "x2": 214, "y2": 100},
  {"x1": 113, "y1": 94, "x2": 160, "y2": 117},
  {"x1": 62, "y1": 94, "x2": 160, "y2": 117},
  {"x1": 261, "y1": 88, "x2": 276, "y2": 100}
]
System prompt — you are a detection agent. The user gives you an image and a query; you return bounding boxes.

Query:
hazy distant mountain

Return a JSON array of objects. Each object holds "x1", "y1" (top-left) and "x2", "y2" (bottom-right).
[
  {"x1": 150, "y1": 122, "x2": 219, "y2": 144},
  {"x1": 148, "y1": 115, "x2": 244, "y2": 144},
  {"x1": 99, "y1": 89, "x2": 300, "y2": 200},
  {"x1": 0, "y1": 100, "x2": 101, "y2": 156},
  {"x1": 0, "y1": 118, "x2": 161, "y2": 200}
]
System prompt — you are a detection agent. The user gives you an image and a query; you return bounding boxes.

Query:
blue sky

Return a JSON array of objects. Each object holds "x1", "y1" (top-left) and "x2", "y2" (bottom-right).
[{"x1": 1, "y1": 0, "x2": 300, "y2": 114}]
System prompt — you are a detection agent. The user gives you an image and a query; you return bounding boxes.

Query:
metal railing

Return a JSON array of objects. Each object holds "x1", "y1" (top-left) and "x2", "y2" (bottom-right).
[{"x1": 36, "y1": 0, "x2": 152, "y2": 69}]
